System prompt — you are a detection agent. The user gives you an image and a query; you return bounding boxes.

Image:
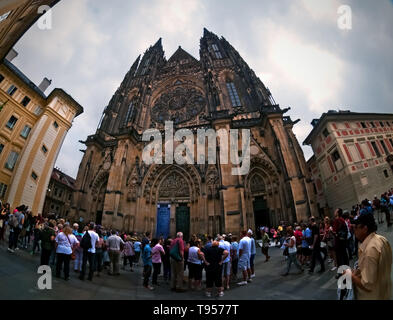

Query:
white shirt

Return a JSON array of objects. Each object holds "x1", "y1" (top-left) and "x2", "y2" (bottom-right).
[
  {"x1": 249, "y1": 237, "x2": 256, "y2": 255},
  {"x1": 107, "y1": 235, "x2": 125, "y2": 251},
  {"x1": 219, "y1": 240, "x2": 231, "y2": 263},
  {"x1": 55, "y1": 233, "x2": 79, "y2": 255},
  {"x1": 239, "y1": 236, "x2": 251, "y2": 259},
  {"x1": 288, "y1": 236, "x2": 297, "y2": 254},
  {"x1": 83, "y1": 230, "x2": 99, "y2": 253}
]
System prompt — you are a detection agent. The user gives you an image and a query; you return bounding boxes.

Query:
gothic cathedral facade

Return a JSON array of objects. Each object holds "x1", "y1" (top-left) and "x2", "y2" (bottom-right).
[{"x1": 71, "y1": 29, "x2": 317, "y2": 238}]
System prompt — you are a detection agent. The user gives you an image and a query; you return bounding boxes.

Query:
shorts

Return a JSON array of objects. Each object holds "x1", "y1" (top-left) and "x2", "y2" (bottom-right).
[
  {"x1": 238, "y1": 256, "x2": 250, "y2": 271},
  {"x1": 302, "y1": 247, "x2": 311, "y2": 256},
  {"x1": 222, "y1": 261, "x2": 231, "y2": 277},
  {"x1": 206, "y1": 267, "x2": 223, "y2": 288},
  {"x1": 188, "y1": 263, "x2": 203, "y2": 281},
  {"x1": 250, "y1": 254, "x2": 256, "y2": 268}
]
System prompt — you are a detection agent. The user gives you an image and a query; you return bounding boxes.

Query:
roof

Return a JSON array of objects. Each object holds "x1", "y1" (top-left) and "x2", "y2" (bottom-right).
[
  {"x1": 51, "y1": 168, "x2": 76, "y2": 190},
  {"x1": 3, "y1": 58, "x2": 46, "y2": 99},
  {"x1": 303, "y1": 110, "x2": 393, "y2": 146},
  {"x1": 168, "y1": 46, "x2": 199, "y2": 63}
]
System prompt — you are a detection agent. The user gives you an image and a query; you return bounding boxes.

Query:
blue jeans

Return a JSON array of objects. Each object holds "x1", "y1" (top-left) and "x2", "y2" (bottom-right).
[{"x1": 286, "y1": 253, "x2": 302, "y2": 274}]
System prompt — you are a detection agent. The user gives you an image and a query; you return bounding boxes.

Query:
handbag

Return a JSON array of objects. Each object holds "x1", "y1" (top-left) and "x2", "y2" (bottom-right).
[
  {"x1": 170, "y1": 241, "x2": 182, "y2": 261},
  {"x1": 66, "y1": 235, "x2": 76, "y2": 260}
]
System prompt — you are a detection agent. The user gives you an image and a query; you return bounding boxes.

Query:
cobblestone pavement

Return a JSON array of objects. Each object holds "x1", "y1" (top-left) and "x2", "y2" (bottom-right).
[{"x1": 0, "y1": 223, "x2": 392, "y2": 300}]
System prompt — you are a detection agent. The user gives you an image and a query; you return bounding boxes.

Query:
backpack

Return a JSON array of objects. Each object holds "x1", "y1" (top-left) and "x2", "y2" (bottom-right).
[
  {"x1": 8, "y1": 213, "x2": 19, "y2": 228},
  {"x1": 80, "y1": 231, "x2": 92, "y2": 250},
  {"x1": 337, "y1": 223, "x2": 348, "y2": 241},
  {"x1": 170, "y1": 241, "x2": 182, "y2": 261}
]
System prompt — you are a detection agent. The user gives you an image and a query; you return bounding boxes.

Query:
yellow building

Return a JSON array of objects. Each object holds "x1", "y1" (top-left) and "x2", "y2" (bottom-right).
[{"x1": 0, "y1": 57, "x2": 83, "y2": 214}]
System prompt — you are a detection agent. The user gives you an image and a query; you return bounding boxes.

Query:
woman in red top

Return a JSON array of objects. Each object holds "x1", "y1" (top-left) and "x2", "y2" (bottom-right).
[{"x1": 294, "y1": 226, "x2": 303, "y2": 263}]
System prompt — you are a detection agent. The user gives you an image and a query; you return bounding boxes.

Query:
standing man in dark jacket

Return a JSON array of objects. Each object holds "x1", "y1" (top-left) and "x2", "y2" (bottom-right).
[{"x1": 309, "y1": 217, "x2": 325, "y2": 274}]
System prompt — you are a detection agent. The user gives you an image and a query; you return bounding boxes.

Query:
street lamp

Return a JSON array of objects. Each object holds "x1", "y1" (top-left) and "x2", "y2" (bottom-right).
[{"x1": 386, "y1": 154, "x2": 393, "y2": 172}]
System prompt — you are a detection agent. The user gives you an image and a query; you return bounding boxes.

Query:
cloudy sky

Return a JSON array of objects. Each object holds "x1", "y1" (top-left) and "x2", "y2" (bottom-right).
[{"x1": 12, "y1": 0, "x2": 393, "y2": 178}]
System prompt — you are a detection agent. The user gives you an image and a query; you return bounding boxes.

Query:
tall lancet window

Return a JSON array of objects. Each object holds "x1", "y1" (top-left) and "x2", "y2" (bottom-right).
[
  {"x1": 226, "y1": 81, "x2": 241, "y2": 107},
  {"x1": 123, "y1": 101, "x2": 135, "y2": 127},
  {"x1": 212, "y1": 44, "x2": 222, "y2": 59}
]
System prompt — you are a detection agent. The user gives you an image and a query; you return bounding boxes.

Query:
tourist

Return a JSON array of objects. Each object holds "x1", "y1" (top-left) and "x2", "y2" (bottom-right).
[
  {"x1": 381, "y1": 194, "x2": 392, "y2": 227},
  {"x1": 151, "y1": 238, "x2": 165, "y2": 286},
  {"x1": 40, "y1": 222, "x2": 56, "y2": 266},
  {"x1": 300, "y1": 224, "x2": 311, "y2": 266},
  {"x1": 282, "y1": 226, "x2": 303, "y2": 276},
  {"x1": 219, "y1": 235, "x2": 231, "y2": 290},
  {"x1": 94, "y1": 230, "x2": 105, "y2": 277},
  {"x1": 133, "y1": 237, "x2": 142, "y2": 266},
  {"x1": 373, "y1": 195, "x2": 382, "y2": 224},
  {"x1": 322, "y1": 217, "x2": 337, "y2": 271},
  {"x1": 170, "y1": 232, "x2": 186, "y2": 292},
  {"x1": 204, "y1": 240, "x2": 228, "y2": 298},
  {"x1": 247, "y1": 230, "x2": 256, "y2": 278},
  {"x1": 123, "y1": 235, "x2": 135, "y2": 271},
  {"x1": 294, "y1": 226, "x2": 303, "y2": 264},
  {"x1": 230, "y1": 235, "x2": 239, "y2": 279},
  {"x1": 260, "y1": 228, "x2": 270, "y2": 262},
  {"x1": 7, "y1": 205, "x2": 25, "y2": 253},
  {"x1": 79, "y1": 222, "x2": 99, "y2": 281},
  {"x1": 352, "y1": 213, "x2": 392, "y2": 299},
  {"x1": 237, "y1": 230, "x2": 251, "y2": 286},
  {"x1": 31, "y1": 218, "x2": 42, "y2": 255},
  {"x1": 333, "y1": 208, "x2": 349, "y2": 269},
  {"x1": 107, "y1": 230, "x2": 124, "y2": 276},
  {"x1": 55, "y1": 225, "x2": 79, "y2": 281},
  {"x1": 162, "y1": 238, "x2": 172, "y2": 283},
  {"x1": 73, "y1": 226, "x2": 84, "y2": 273},
  {"x1": 0, "y1": 203, "x2": 10, "y2": 241},
  {"x1": 142, "y1": 236, "x2": 154, "y2": 290},
  {"x1": 187, "y1": 239, "x2": 206, "y2": 291},
  {"x1": 309, "y1": 217, "x2": 325, "y2": 274}
]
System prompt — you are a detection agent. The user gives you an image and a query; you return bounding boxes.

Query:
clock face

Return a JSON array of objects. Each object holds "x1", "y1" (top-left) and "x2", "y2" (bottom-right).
[{"x1": 151, "y1": 87, "x2": 206, "y2": 124}]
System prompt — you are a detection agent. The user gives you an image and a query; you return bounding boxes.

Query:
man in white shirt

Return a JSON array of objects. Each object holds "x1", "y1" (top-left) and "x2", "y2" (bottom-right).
[
  {"x1": 247, "y1": 229, "x2": 257, "y2": 278},
  {"x1": 237, "y1": 230, "x2": 252, "y2": 286},
  {"x1": 79, "y1": 222, "x2": 99, "y2": 281},
  {"x1": 107, "y1": 230, "x2": 125, "y2": 275}
]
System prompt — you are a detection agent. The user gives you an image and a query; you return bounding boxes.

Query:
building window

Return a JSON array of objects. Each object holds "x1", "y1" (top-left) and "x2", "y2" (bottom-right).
[
  {"x1": 0, "y1": 144, "x2": 4, "y2": 154},
  {"x1": 53, "y1": 121, "x2": 59, "y2": 129},
  {"x1": 42, "y1": 145, "x2": 48, "y2": 154},
  {"x1": 0, "y1": 11, "x2": 12, "y2": 23},
  {"x1": 5, "y1": 116, "x2": 18, "y2": 130},
  {"x1": 58, "y1": 189, "x2": 63, "y2": 198},
  {"x1": 370, "y1": 122, "x2": 376, "y2": 128},
  {"x1": 123, "y1": 101, "x2": 135, "y2": 127},
  {"x1": 360, "y1": 122, "x2": 367, "y2": 129},
  {"x1": 31, "y1": 172, "x2": 38, "y2": 181},
  {"x1": 331, "y1": 150, "x2": 343, "y2": 171},
  {"x1": 389, "y1": 139, "x2": 393, "y2": 149},
  {"x1": 0, "y1": 183, "x2": 7, "y2": 199},
  {"x1": 20, "y1": 125, "x2": 31, "y2": 139},
  {"x1": 21, "y1": 96, "x2": 31, "y2": 107},
  {"x1": 226, "y1": 82, "x2": 241, "y2": 107},
  {"x1": 7, "y1": 85, "x2": 17, "y2": 96},
  {"x1": 212, "y1": 44, "x2": 223, "y2": 59},
  {"x1": 0, "y1": 74, "x2": 4, "y2": 83},
  {"x1": 34, "y1": 106, "x2": 43, "y2": 115},
  {"x1": 68, "y1": 194, "x2": 72, "y2": 201},
  {"x1": 322, "y1": 128, "x2": 329, "y2": 138},
  {"x1": 384, "y1": 170, "x2": 389, "y2": 178},
  {"x1": 380, "y1": 121, "x2": 385, "y2": 127},
  {"x1": 380, "y1": 140, "x2": 389, "y2": 154},
  {"x1": 371, "y1": 141, "x2": 381, "y2": 157},
  {"x1": 5, "y1": 151, "x2": 19, "y2": 171}
]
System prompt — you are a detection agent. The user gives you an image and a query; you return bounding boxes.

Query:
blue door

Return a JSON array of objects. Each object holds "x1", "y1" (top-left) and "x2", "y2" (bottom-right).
[{"x1": 156, "y1": 204, "x2": 170, "y2": 239}]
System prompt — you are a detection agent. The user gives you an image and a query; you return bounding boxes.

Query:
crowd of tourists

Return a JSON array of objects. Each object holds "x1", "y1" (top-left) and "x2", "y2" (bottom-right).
[{"x1": 0, "y1": 188, "x2": 392, "y2": 300}]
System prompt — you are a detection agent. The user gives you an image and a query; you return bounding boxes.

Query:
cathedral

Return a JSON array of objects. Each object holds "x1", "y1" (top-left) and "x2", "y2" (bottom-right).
[{"x1": 71, "y1": 28, "x2": 317, "y2": 239}]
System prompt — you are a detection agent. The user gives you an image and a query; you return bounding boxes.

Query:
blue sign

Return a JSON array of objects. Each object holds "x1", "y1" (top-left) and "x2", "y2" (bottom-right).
[{"x1": 156, "y1": 204, "x2": 170, "y2": 239}]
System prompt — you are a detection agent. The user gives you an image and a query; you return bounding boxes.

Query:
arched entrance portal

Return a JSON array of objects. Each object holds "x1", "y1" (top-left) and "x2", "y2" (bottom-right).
[{"x1": 143, "y1": 165, "x2": 199, "y2": 240}]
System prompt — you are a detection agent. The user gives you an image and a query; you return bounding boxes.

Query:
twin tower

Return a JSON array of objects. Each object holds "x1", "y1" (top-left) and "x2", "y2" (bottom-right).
[{"x1": 70, "y1": 28, "x2": 317, "y2": 239}]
